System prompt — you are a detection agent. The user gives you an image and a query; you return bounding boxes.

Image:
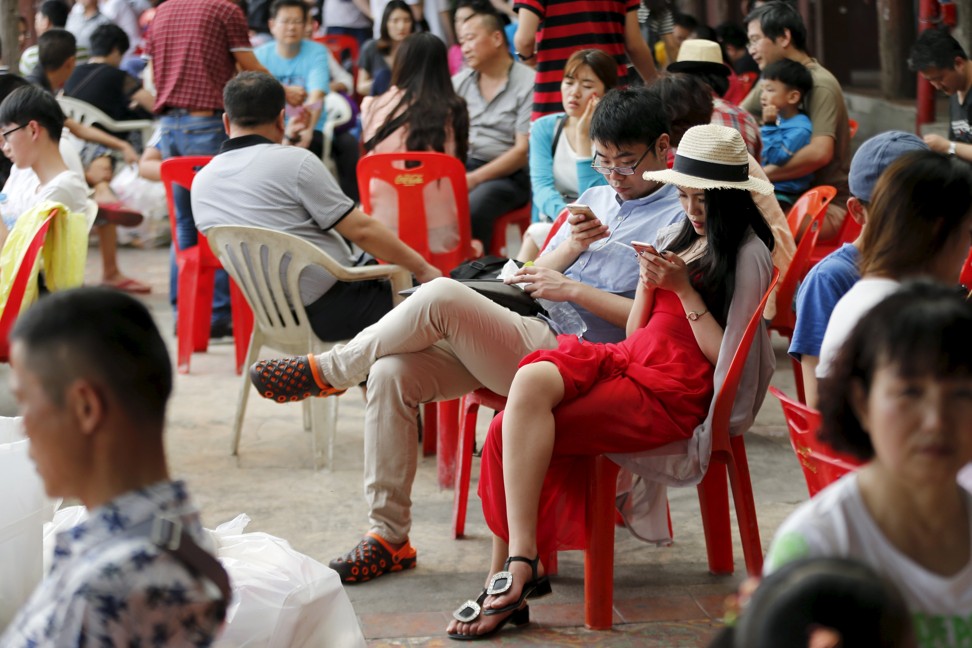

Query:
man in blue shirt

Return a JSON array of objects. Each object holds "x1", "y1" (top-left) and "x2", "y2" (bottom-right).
[
  {"x1": 248, "y1": 86, "x2": 685, "y2": 585},
  {"x1": 256, "y1": 0, "x2": 360, "y2": 199},
  {"x1": 788, "y1": 131, "x2": 927, "y2": 405},
  {"x1": 255, "y1": 0, "x2": 327, "y2": 146}
]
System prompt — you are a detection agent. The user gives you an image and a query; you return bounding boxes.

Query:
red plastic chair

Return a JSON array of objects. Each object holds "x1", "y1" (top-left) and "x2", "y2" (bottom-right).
[
  {"x1": 540, "y1": 210, "x2": 569, "y2": 251},
  {"x1": 0, "y1": 213, "x2": 54, "y2": 362},
  {"x1": 960, "y1": 247, "x2": 972, "y2": 291},
  {"x1": 584, "y1": 268, "x2": 779, "y2": 630},
  {"x1": 357, "y1": 152, "x2": 477, "y2": 274},
  {"x1": 489, "y1": 204, "x2": 531, "y2": 257},
  {"x1": 314, "y1": 33, "x2": 360, "y2": 63},
  {"x1": 795, "y1": 184, "x2": 857, "y2": 266},
  {"x1": 772, "y1": 199, "x2": 827, "y2": 403},
  {"x1": 314, "y1": 34, "x2": 360, "y2": 101},
  {"x1": 724, "y1": 71, "x2": 758, "y2": 106},
  {"x1": 160, "y1": 157, "x2": 253, "y2": 375},
  {"x1": 358, "y1": 152, "x2": 479, "y2": 486},
  {"x1": 786, "y1": 186, "x2": 837, "y2": 242},
  {"x1": 769, "y1": 387, "x2": 863, "y2": 497}
]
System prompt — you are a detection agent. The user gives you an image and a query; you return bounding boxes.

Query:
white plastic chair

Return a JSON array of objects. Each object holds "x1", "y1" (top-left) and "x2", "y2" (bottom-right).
[
  {"x1": 205, "y1": 225, "x2": 411, "y2": 470},
  {"x1": 56, "y1": 96, "x2": 156, "y2": 146},
  {"x1": 321, "y1": 93, "x2": 353, "y2": 175}
]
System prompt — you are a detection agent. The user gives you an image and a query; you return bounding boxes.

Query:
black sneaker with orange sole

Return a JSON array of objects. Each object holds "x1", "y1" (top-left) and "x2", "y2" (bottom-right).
[
  {"x1": 249, "y1": 354, "x2": 346, "y2": 403},
  {"x1": 329, "y1": 532, "x2": 417, "y2": 584}
]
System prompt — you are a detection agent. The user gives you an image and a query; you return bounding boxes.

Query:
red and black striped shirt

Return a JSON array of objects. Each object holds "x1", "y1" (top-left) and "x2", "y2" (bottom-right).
[{"x1": 514, "y1": 0, "x2": 638, "y2": 120}]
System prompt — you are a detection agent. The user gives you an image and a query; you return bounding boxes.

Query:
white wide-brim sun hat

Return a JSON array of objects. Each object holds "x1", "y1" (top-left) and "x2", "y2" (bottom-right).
[{"x1": 643, "y1": 124, "x2": 774, "y2": 195}]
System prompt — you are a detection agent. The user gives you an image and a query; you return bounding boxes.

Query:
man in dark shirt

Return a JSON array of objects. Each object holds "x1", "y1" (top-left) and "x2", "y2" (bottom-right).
[
  {"x1": 64, "y1": 24, "x2": 154, "y2": 129},
  {"x1": 908, "y1": 27, "x2": 972, "y2": 162}
]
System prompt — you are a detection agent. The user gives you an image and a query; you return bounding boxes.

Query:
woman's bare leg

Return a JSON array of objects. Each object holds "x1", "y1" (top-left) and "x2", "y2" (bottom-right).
[
  {"x1": 488, "y1": 361, "x2": 563, "y2": 612},
  {"x1": 445, "y1": 360, "x2": 565, "y2": 638}
]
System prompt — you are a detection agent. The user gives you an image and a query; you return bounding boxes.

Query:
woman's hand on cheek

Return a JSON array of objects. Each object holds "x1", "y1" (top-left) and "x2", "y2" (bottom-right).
[{"x1": 572, "y1": 94, "x2": 598, "y2": 156}]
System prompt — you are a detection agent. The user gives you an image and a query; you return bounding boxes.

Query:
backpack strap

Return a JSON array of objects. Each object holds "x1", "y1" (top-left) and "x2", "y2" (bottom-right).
[
  {"x1": 550, "y1": 114, "x2": 567, "y2": 159},
  {"x1": 128, "y1": 515, "x2": 231, "y2": 603}
]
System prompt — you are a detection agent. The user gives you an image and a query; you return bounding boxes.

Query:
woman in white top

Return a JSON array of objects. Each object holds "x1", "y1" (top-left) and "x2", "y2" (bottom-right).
[
  {"x1": 765, "y1": 280, "x2": 972, "y2": 648},
  {"x1": 817, "y1": 150, "x2": 972, "y2": 378},
  {"x1": 518, "y1": 49, "x2": 618, "y2": 261}
]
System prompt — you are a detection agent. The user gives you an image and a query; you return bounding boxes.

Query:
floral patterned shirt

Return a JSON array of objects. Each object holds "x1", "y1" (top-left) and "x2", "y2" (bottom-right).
[{"x1": 1, "y1": 480, "x2": 226, "y2": 647}]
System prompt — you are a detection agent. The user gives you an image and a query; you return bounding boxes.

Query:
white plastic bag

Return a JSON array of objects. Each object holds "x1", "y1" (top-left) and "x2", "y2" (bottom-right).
[
  {"x1": 109, "y1": 164, "x2": 171, "y2": 248},
  {"x1": 211, "y1": 514, "x2": 365, "y2": 648},
  {"x1": 0, "y1": 417, "x2": 46, "y2": 628},
  {"x1": 109, "y1": 164, "x2": 167, "y2": 222},
  {"x1": 42, "y1": 506, "x2": 88, "y2": 574}
]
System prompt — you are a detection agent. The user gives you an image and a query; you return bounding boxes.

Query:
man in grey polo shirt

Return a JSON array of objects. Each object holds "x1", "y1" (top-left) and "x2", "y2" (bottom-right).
[
  {"x1": 453, "y1": 7, "x2": 533, "y2": 251},
  {"x1": 191, "y1": 72, "x2": 440, "y2": 342}
]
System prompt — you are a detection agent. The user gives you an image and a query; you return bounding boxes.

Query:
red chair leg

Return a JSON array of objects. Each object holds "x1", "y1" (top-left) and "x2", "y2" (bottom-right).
[
  {"x1": 453, "y1": 396, "x2": 479, "y2": 538},
  {"x1": 697, "y1": 459, "x2": 734, "y2": 575},
  {"x1": 584, "y1": 457, "x2": 620, "y2": 630},
  {"x1": 667, "y1": 499, "x2": 673, "y2": 540},
  {"x1": 790, "y1": 356, "x2": 807, "y2": 405},
  {"x1": 176, "y1": 258, "x2": 205, "y2": 374},
  {"x1": 230, "y1": 280, "x2": 254, "y2": 375},
  {"x1": 728, "y1": 436, "x2": 763, "y2": 576},
  {"x1": 422, "y1": 403, "x2": 437, "y2": 456},
  {"x1": 437, "y1": 399, "x2": 460, "y2": 489},
  {"x1": 191, "y1": 267, "x2": 215, "y2": 354}
]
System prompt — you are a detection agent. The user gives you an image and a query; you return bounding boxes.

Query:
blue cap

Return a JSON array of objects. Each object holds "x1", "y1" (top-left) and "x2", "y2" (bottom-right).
[{"x1": 849, "y1": 131, "x2": 928, "y2": 203}]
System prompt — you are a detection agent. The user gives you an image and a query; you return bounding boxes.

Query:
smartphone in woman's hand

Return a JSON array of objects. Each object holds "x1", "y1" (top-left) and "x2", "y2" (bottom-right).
[{"x1": 631, "y1": 241, "x2": 658, "y2": 257}]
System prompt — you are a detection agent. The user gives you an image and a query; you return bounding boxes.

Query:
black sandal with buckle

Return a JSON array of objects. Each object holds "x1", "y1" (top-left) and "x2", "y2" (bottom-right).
[
  {"x1": 482, "y1": 555, "x2": 552, "y2": 617},
  {"x1": 448, "y1": 588, "x2": 530, "y2": 641}
]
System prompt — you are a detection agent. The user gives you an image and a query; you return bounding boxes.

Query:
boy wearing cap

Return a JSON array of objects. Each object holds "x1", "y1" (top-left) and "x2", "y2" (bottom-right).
[
  {"x1": 788, "y1": 130, "x2": 928, "y2": 406},
  {"x1": 759, "y1": 58, "x2": 814, "y2": 207}
]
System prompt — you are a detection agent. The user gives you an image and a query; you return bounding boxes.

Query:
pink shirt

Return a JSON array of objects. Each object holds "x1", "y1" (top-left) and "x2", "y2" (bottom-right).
[{"x1": 361, "y1": 87, "x2": 459, "y2": 156}]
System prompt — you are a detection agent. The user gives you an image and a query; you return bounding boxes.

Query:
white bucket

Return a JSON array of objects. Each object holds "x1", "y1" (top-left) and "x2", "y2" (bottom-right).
[{"x1": 0, "y1": 416, "x2": 45, "y2": 629}]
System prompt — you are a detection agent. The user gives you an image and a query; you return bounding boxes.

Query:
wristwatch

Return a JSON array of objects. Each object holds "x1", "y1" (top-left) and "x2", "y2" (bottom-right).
[
  {"x1": 686, "y1": 309, "x2": 708, "y2": 321},
  {"x1": 949, "y1": 141, "x2": 957, "y2": 157},
  {"x1": 516, "y1": 50, "x2": 535, "y2": 62}
]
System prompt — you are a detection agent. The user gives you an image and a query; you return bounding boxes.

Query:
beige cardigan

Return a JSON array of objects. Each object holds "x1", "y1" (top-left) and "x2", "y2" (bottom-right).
[{"x1": 610, "y1": 226, "x2": 777, "y2": 544}]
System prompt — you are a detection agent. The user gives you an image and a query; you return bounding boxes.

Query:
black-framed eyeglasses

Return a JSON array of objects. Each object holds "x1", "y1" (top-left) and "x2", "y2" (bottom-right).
[
  {"x1": 591, "y1": 148, "x2": 652, "y2": 176},
  {"x1": 0, "y1": 124, "x2": 26, "y2": 143}
]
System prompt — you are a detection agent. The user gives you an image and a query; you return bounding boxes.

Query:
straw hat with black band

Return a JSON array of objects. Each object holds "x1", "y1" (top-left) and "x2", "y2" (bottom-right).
[
  {"x1": 666, "y1": 39, "x2": 732, "y2": 78},
  {"x1": 642, "y1": 124, "x2": 774, "y2": 195}
]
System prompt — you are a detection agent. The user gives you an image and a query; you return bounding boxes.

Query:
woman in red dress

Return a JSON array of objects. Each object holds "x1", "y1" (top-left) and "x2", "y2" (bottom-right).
[{"x1": 447, "y1": 124, "x2": 776, "y2": 640}]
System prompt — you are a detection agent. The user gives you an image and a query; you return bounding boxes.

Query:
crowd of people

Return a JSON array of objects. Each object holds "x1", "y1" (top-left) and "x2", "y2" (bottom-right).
[{"x1": 0, "y1": 0, "x2": 970, "y2": 645}]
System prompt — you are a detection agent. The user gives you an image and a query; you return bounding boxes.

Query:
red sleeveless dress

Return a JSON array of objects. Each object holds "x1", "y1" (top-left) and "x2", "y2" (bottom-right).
[{"x1": 478, "y1": 289, "x2": 715, "y2": 554}]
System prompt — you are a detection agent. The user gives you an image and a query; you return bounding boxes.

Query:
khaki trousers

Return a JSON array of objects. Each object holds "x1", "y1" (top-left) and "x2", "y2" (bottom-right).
[{"x1": 316, "y1": 278, "x2": 559, "y2": 543}]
